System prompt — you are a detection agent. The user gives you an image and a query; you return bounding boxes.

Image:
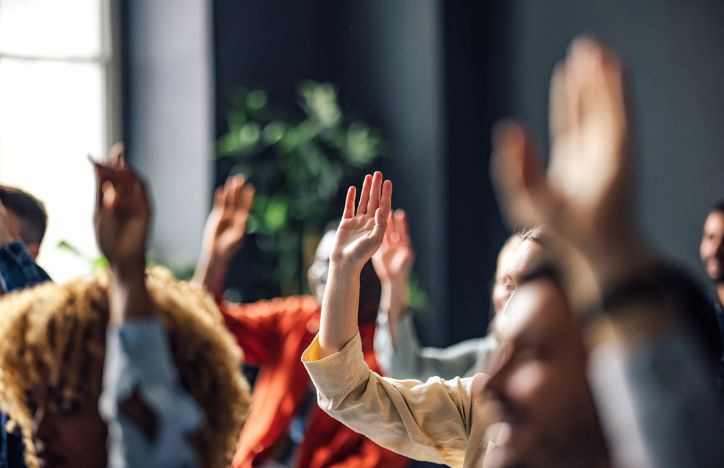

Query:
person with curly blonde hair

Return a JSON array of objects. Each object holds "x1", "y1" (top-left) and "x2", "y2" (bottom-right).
[{"x1": 0, "y1": 146, "x2": 250, "y2": 468}]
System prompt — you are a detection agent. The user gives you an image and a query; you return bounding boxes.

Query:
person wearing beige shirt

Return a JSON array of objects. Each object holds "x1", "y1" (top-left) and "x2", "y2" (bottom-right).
[{"x1": 303, "y1": 37, "x2": 724, "y2": 468}]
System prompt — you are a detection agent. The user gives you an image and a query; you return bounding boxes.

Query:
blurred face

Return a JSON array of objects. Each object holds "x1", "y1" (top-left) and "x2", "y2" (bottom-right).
[
  {"x1": 484, "y1": 280, "x2": 606, "y2": 468},
  {"x1": 492, "y1": 239, "x2": 544, "y2": 317},
  {"x1": 308, "y1": 230, "x2": 381, "y2": 322},
  {"x1": 491, "y1": 236, "x2": 523, "y2": 314},
  {"x1": 701, "y1": 210, "x2": 724, "y2": 284},
  {"x1": 29, "y1": 386, "x2": 107, "y2": 468},
  {"x1": 3, "y1": 209, "x2": 40, "y2": 259}
]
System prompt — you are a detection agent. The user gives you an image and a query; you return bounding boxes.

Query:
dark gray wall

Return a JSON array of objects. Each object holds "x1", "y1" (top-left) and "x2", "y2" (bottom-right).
[{"x1": 508, "y1": 0, "x2": 724, "y2": 279}]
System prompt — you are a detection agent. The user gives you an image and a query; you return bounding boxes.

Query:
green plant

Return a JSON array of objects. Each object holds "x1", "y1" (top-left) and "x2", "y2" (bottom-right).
[{"x1": 217, "y1": 81, "x2": 385, "y2": 295}]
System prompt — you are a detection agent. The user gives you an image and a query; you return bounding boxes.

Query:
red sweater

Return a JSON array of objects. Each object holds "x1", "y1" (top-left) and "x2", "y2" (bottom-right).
[{"x1": 220, "y1": 296, "x2": 410, "y2": 468}]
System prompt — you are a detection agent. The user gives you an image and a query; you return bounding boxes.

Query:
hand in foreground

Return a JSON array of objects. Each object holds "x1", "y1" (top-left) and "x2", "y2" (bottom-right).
[
  {"x1": 202, "y1": 175, "x2": 255, "y2": 262},
  {"x1": 491, "y1": 37, "x2": 650, "y2": 296},
  {"x1": 331, "y1": 171, "x2": 392, "y2": 272},
  {"x1": 319, "y1": 171, "x2": 392, "y2": 356},
  {"x1": 92, "y1": 143, "x2": 151, "y2": 274}
]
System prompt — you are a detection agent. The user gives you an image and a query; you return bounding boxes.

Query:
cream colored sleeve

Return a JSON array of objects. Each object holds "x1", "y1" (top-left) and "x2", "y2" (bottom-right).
[{"x1": 303, "y1": 332, "x2": 476, "y2": 467}]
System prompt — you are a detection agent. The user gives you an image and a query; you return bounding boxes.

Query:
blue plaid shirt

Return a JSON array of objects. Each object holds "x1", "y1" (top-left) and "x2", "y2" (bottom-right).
[{"x1": 0, "y1": 240, "x2": 50, "y2": 468}]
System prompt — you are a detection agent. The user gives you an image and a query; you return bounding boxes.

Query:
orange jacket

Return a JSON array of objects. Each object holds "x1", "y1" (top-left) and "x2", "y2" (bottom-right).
[{"x1": 220, "y1": 296, "x2": 410, "y2": 468}]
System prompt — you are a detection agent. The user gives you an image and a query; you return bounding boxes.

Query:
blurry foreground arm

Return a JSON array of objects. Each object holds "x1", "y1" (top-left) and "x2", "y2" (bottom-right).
[
  {"x1": 93, "y1": 145, "x2": 202, "y2": 468},
  {"x1": 491, "y1": 37, "x2": 724, "y2": 468}
]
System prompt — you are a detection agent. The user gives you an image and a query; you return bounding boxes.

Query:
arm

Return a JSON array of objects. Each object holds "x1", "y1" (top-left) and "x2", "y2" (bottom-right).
[
  {"x1": 93, "y1": 145, "x2": 202, "y2": 468},
  {"x1": 192, "y1": 175, "x2": 254, "y2": 297},
  {"x1": 304, "y1": 333, "x2": 473, "y2": 467},
  {"x1": 491, "y1": 37, "x2": 724, "y2": 468},
  {"x1": 375, "y1": 312, "x2": 493, "y2": 379},
  {"x1": 305, "y1": 172, "x2": 479, "y2": 466}
]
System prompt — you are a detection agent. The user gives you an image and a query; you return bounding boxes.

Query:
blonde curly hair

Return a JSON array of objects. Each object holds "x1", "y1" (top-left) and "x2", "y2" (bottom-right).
[{"x1": 0, "y1": 268, "x2": 250, "y2": 468}]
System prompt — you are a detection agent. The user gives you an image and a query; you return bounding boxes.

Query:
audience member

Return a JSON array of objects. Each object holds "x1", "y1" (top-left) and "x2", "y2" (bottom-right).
[
  {"x1": 374, "y1": 225, "x2": 547, "y2": 379},
  {"x1": 0, "y1": 147, "x2": 251, "y2": 468},
  {"x1": 0, "y1": 185, "x2": 48, "y2": 260},
  {"x1": 192, "y1": 175, "x2": 411, "y2": 468},
  {"x1": 303, "y1": 37, "x2": 724, "y2": 468}
]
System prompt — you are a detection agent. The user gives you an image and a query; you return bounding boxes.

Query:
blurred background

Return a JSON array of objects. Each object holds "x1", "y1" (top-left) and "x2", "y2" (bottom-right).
[{"x1": 1, "y1": 0, "x2": 724, "y2": 351}]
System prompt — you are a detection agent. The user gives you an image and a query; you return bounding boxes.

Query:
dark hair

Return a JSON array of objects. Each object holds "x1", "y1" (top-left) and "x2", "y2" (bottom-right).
[
  {"x1": 0, "y1": 185, "x2": 47, "y2": 246},
  {"x1": 710, "y1": 200, "x2": 724, "y2": 215}
]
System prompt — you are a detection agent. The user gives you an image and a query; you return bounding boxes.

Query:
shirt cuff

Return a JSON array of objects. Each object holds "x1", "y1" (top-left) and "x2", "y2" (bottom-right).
[{"x1": 302, "y1": 332, "x2": 370, "y2": 398}]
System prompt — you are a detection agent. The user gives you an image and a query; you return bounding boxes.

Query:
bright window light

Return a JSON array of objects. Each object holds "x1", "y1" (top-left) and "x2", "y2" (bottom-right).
[{"x1": 0, "y1": 0, "x2": 111, "y2": 281}]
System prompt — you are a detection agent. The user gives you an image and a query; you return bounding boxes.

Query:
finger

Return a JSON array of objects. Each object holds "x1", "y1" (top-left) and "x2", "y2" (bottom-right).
[
  {"x1": 382, "y1": 212, "x2": 394, "y2": 245},
  {"x1": 377, "y1": 178, "x2": 392, "y2": 221},
  {"x1": 223, "y1": 179, "x2": 234, "y2": 211},
  {"x1": 366, "y1": 171, "x2": 383, "y2": 216},
  {"x1": 233, "y1": 175, "x2": 247, "y2": 210},
  {"x1": 396, "y1": 210, "x2": 409, "y2": 245},
  {"x1": 240, "y1": 185, "x2": 255, "y2": 214},
  {"x1": 370, "y1": 205, "x2": 389, "y2": 244},
  {"x1": 490, "y1": 121, "x2": 548, "y2": 228},
  {"x1": 343, "y1": 186, "x2": 356, "y2": 219},
  {"x1": 214, "y1": 186, "x2": 224, "y2": 208},
  {"x1": 549, "y1": 62, "x2": 568, "y2": 139},
  {"x1": 356, "y1": 174, "x2": 372, "y2": 215},
  {"x1": 107, "y1": 142, "x2": 125, "y2": 169}
]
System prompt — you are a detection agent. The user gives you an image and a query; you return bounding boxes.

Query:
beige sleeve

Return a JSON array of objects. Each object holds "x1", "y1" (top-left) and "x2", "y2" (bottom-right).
[{"x1": 303, "y1": 332, "x2": 475, "y2": 467}]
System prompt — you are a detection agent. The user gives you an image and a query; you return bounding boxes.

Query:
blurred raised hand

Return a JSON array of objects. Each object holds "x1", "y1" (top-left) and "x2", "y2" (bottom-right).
[
  {"x1": 193, "y1": 175, "x2": 254, "y2": 297},
  {"x1": 491, "y1": 37, "x2": 649, "y2": 294},
  {"x1": 93, "y1": 143, "x2": 151, "y2": 274},
  {"x1": 373, "y1": 209, "x2": 414, "y2": 326}
]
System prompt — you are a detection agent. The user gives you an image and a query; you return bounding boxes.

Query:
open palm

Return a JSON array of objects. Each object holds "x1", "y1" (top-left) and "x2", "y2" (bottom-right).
[
  {"x1": 492, "y1": 38, "x2": 632, "y2": 251},
  {"x1": 331, "y1": 171, "x2": 392, "y2": 272},
  {"x1": 203, "y1": 175, "x2": 255, "y2": 260}
]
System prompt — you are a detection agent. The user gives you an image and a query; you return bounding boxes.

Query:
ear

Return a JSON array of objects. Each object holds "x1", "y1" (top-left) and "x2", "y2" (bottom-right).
[{"x1": 26, "y1": 242, "x2": 40, "y2": 260}]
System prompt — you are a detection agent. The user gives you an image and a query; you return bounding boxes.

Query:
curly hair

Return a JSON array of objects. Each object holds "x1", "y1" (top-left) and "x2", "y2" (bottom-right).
[{"x1": 0, "y1": 268, "x2": 250, "y2": 468}]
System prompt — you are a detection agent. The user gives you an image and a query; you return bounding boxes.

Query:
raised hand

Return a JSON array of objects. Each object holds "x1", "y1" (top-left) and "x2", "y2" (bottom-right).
[
  {"x1": 202, "y1": 175, "x2": 255, "y2": 261},
  {"x1": 330, "y1": 171, "x2": 392, "y2": 273},
  {"x1": 319, "y1": 171, "x2": 392, "y2": 357},
  {"x1": 92, "y1": 143, "x2": 151, "y2": 275},
  {"x1": 373, "y1": 210, "x2": 415, "y2": 284},
  {"x1": 490, "y1": 37, "x2": 648, "y2": 292}
]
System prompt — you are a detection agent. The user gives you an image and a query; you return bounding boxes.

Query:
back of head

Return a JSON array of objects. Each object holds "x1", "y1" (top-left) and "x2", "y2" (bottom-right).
[
  {"x1": 0, "y1": 185, "x2": 48, "y2": 248},
  {"x1": 0, "y1": 267, "x2": 250, "y2": 468}
]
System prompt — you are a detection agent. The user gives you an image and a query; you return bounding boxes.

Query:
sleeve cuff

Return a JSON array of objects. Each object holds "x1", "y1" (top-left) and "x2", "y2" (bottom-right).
[{"x1": 302, "y1": 332, "x2": 370, "y2": 397}]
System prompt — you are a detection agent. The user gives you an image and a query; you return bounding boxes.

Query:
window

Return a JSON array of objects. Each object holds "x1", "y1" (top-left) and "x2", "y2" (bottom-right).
[{"x1": 0, "y1": 0, "x2": 115, "y2": 280}]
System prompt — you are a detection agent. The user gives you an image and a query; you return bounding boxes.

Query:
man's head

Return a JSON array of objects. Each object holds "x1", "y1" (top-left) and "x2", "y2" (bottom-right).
[
  {"x1": 491, "y1": 228, "x2": 547, "y2": 317},
  {"x1": 484, "y1": 265, "x2": 607, "y2": 468},
  {"x1": 0, "y1": 185, "x2": 48, "y2": 259},
  {"x1": 308, "y1": 227, "x2": 381, "y2": 324},
  {"x1": 0, "y1": 268, "x2": 250, "y2": 468},
  {"x1": 700, "y1": 202, "x2": 724, "y2": 285}
]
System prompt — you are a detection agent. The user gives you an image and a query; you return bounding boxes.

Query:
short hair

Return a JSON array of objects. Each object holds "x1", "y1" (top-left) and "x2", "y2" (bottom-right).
[
  {"x1": 0, "y1": 185, "x2": 48, "y2": 246},
  {"x1": 0, "y1": 268, "x2": 251, "y2": 468}
]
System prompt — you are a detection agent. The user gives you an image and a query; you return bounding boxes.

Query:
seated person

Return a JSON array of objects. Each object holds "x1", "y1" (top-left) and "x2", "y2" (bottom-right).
[
  {"x1": 0, "y1": 184, "x2": 48, "y2": 260},
  {"x1": 373, "y1": 221, "x2": 544, "y2": 379},
  {"x1": 303, "y1": 38, "x2": 724, "y2": 468},
  {"x1": 0, "y1": 147, "x2": 251, "y2": 468},
  {"x1": 192, "y1": 176, "x2": 410, "y2": 468}
]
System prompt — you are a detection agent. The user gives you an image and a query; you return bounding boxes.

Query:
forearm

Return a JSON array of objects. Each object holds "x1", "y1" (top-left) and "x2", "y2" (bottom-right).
[
  {"x1": 109, "y1": 262, "x2": 152, "y2": 326},
  {"x1": 192, "y1": 251, "x2": 230, "y2": 298},
  {"x1": 319, "y1": 264, "x2": 361, "y2": 357},
  {"x1": 379, "y1": 278, "x2": 409, "y2": 347}
]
